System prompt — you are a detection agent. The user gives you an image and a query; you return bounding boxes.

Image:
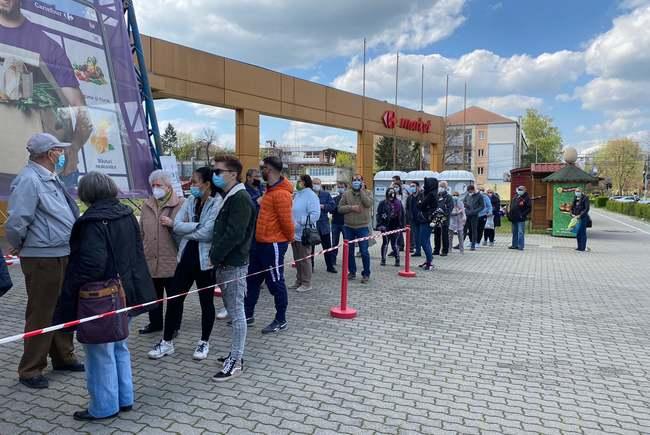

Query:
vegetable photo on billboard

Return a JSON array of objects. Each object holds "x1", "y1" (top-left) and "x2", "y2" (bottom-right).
[{"x1": 0, "y1": 0, "x2": 154, "y2": 198}]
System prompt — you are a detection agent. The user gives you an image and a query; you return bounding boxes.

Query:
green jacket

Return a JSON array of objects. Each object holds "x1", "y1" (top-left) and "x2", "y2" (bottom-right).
[
  {"x1": 210, "y1": 184, "x2": 256, "y2": 268},
  {"x1": 338, "y1": 188, "x2": 372, "y2": 229}
]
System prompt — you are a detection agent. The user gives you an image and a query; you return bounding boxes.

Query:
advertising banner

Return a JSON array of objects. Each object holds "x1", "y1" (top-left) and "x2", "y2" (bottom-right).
[
  {"x1": 551, "y1": 183, "x2": 582, "y2": 237},
  {"x1": 0, "y1": 0, "x2": 153, "y2": 198}
]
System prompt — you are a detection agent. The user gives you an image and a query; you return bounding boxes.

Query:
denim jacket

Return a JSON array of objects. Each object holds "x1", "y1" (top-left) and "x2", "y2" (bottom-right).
[
  {"x1": 6, "y1": 161, "x2": 79, "y2": 257},
  {"x1": 174, "y1": 195, "x2": 222, "y2": 271},
  {"x1": 316, "y1": 190, "x2": 336, "y2": 234}
]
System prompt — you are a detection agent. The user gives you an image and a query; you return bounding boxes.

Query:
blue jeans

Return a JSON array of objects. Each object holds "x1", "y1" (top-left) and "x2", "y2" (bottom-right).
[
  {"x1": 576, "y1": 218, "x2": 588, "y2": 251},
  {"x1": 511, "y1": 221, "x2": 525, "y2": 250},
  {"x1": 216, "y1": 265, "x2": 247, "y2": 360},
  {"x1": 331, "y1": 223, "x2": 344, "y2": 263},
  {"x1": 84, "y1": 338, "x2": 133, "y2": 418},
  {"x1": 418, "y1": 224, "x2": 433, "y2": 263},
  {"x1": 343, "y1": 226, "x2": 370, "y2": 278}
]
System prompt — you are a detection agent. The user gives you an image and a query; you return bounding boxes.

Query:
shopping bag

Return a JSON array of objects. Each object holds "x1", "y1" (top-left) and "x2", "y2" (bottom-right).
[{"x1": 485, "y1": 215, "x2": 495, "y2": 230}]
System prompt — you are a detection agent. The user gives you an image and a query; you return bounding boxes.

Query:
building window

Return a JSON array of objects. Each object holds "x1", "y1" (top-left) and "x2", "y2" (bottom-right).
[
  {"x1": 479, "y1": 131, "x2": 485, "y2": 140},
  {"x1": 478, "y1": 149, "x2": 484, "y2": 157},
  {"x1": 478, "y1": 167, "x2": 484, "y2": 175}
]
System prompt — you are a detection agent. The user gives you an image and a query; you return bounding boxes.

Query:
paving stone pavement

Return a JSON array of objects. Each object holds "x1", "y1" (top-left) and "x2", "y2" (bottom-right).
[{"x1": 1, "y1": 207, "x2": 650, "y2": 434}]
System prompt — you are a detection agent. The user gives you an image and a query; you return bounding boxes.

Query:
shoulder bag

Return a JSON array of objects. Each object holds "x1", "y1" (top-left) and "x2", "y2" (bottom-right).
[
  {"x1": 301, "y1": 214, "x2": 321, "y2": 247},
  {"x1": 76, "y1": 221, "x2": 129, "y2": 344}
]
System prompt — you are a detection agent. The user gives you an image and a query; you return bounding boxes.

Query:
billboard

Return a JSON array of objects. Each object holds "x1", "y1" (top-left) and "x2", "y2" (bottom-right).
[
  {"x1": 0, "y1": 0, "x2": 153, "y2": 198},
  {"x1": 551, "y1": 183, "x2": 581, "y2": 238}
]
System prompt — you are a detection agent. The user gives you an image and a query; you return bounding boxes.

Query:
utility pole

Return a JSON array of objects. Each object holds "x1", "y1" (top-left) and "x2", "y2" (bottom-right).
[
  {"x1": 462, "y1": 81, "x2": 467, "y2": 171},
  {"x1": 643, "y1": 151, "x2": 650, "y2": 199}
]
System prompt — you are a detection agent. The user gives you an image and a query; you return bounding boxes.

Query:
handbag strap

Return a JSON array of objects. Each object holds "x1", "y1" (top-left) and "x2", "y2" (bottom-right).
[{"x1": 101, "y1": 220, "x2": 120, "y2": 279}]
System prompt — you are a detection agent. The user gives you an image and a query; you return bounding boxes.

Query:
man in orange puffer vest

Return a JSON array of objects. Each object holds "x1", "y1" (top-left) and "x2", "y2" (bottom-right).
[{"x1": 244, "y1": 156, "x2": 295, "y2": 334}]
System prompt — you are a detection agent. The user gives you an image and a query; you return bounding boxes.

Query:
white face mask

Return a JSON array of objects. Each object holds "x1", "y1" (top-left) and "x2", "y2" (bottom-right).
[
  {"x1": 152, "y1": 187, "x2": 167, "y2": 199},
  {"x1": 313, "y1": 185, "x2": 322, "y2": 192}
]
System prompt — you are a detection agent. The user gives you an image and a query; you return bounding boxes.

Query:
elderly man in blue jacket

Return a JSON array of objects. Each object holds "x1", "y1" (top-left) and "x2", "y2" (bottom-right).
[
  {"x1": 311, "y1": 178, "x2": 337, "y2": 273},
  {"x1": 6, "y1": 133, "x2": 84, "y2": 389}
]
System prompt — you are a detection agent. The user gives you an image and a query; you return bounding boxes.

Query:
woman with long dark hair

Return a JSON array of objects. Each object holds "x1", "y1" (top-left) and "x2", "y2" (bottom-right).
[{"x1": 148, "y1": 167, "x2": 222, "y2": 361}]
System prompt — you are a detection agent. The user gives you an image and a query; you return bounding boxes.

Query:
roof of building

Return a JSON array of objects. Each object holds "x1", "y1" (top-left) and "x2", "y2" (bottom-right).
[
  {"x1": 447, "y1": 106, "x2": 516, "y2": 126},
  {"x1": 543, "y1": 164, "x2": 599, "y2": 183},
  {"x1": 532, "y1": 163, "x2": 566, "y2": 173}
]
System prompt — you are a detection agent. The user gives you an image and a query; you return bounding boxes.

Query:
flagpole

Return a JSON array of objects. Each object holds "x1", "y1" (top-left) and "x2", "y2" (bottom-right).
[
  {"x1": 392, "y1": 51, "x2": 399, "y2": 170},
  {"x1": 420, "y1": 64, "x2": 424, "y2": 170}
]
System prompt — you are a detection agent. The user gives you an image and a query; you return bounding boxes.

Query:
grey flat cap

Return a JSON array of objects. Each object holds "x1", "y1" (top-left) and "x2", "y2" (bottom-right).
[{"x1": 26, "y1": 133, "x2": 70, "y2": 154}]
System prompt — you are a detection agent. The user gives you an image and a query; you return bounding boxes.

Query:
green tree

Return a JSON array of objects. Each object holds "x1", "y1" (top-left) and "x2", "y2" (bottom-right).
[
  {"x1": 595, "y1": 138, "x2": 643, "y2": 195},
  {"x1": 160, "y1": 123, "x2": 178, "y2": 156},
  {"x1": 171, "y1": 132, "x2": 196, "y2": 161},
  {"x1": 335, "y1": 151, "x2": 356, "y2": 170},
  {"x1": 521, "y1": 109, "x2": 563, "y2": 166},
  {"x1": 374, "y1": 136, "x2": 420, "y2": 172}
]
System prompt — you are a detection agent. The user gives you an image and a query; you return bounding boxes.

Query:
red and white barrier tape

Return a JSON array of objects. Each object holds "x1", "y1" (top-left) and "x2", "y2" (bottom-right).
[
  {"x1": 0, "y1": 228, "x2": 407, "y2": 345},
  {"x1": 4, "y1": 255, "x2": 19, "y2": 266}
]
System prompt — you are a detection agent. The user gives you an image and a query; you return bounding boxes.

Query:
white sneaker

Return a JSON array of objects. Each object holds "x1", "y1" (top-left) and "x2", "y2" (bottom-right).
[
  {"x1": 296, "y1": 285, "x2": 312, "y2": 293},
  {"x1": 193, "y1": 340, "x2": 210, "y2": 360},
  {"x1": 216, "y1": 307, "x2": 229, "y2": 320},
  {"x1": 148, "y1": 340, "x2": 174, "y2": 359}
]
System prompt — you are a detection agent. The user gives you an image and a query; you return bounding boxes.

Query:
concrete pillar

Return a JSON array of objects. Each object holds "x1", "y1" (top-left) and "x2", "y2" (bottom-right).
[
  {"x1": 356, "y1": 131, "x2": 374, "y2": 188},
  {"x1": 235, "y1": 109, "x2": 260, "y2": 174},
  {"x1": 430, "y1": 142, "x2": 443, "y2": 172}
]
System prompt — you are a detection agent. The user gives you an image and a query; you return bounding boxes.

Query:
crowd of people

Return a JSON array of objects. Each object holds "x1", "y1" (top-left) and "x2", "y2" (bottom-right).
[{"x1": 1, "y1": 132, "x2": 592, "y2": 421}]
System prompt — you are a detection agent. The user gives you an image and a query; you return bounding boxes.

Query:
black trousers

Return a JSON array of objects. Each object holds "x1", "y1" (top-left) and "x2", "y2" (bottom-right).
[
  {"x1": 148, "y1": 277, "x2": 175, "y2": 330},
  {"x1": 311, "y1": 231, "x2": 335, "y2": 270},
  {"x1": 380, "y1": 234, "x2": 399, "y2": 261},
  {"x1": 164, "y1": 245, "x2": 215, "y2": 342},
  {"x1": 464, "y1": 216, "x2": 479, "y2": 244},
  {"x1": 433, "y1": 223, "x2": 450, "y2": 254},
  {"x1": 484, "y1": 228, "x2": 495, "y2": 243},
  {"x1": 477, "y1": 216, "x2": 488, "y2": 242}
]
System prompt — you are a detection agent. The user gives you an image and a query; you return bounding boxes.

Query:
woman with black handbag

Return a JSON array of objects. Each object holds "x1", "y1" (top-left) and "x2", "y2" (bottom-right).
[
  {"x1": 55, "y1": 172, "x2": 156, "y2": 421},
  {"x1": 376, "y1": 187, "x2": 404, "y2": 267},
  {"x1": 289, "y1": 174, "x2": 320, "y2": 293}
]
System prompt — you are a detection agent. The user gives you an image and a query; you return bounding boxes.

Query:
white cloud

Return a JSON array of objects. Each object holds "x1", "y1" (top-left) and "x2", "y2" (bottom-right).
[
  {"x1": 620, "y1": 0, "x2": 650, "y2": 10},
  {"x1": 190, "y1": 103, "x2": 235, "y2": 120},
  {"x1": 331, "y1": 49, "x2": 584, "y2": 114},
  {"x1": 585, "y1": 5, "x2": 650, "y2": 81},
  {"x1": 575, "y1": 125, "x2": 587, "y2": 134},
  {"x1": 491, "y1": 2, "x2": 503, "y2": 11},
  {"x1": 135, "y1": 0, "x2": 467, "y2": 70},
  {"x1": 576, "y1": 77, "x2": 650, "y2": 112},
  {"x1": 555, "y1": 93, "x2": 576, "y2": 102},
  {"x1": 279, "y1": 121, "x2": 356, "y2": 152},
  {"x1": 473, "y1": 95, "x2": 543, "y2": 115}
]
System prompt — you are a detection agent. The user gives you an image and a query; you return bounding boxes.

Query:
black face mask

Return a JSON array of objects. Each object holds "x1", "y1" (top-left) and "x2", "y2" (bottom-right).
[{"x1": 252, "y1": 179, "x2": 261, "y2": 187}]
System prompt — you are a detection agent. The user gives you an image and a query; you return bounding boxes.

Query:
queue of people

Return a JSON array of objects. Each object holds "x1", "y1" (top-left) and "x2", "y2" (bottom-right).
[{"x1": 3, "y1": 133, "x2": 591, "y2": 421}]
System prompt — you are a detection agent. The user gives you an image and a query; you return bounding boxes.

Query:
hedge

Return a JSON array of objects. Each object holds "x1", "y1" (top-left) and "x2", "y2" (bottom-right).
[
  {"x1": 606, "y1": 200, "x2": 650, "y2": 220},
  {"x1": 593, "y1": 196, "x2": 608, "y2": 208}
]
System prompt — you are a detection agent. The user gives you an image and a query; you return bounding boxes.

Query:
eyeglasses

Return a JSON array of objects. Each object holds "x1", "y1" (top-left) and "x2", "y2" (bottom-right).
[{"x1": 213, "y1": 168, "x2": 235, "y2": 175}]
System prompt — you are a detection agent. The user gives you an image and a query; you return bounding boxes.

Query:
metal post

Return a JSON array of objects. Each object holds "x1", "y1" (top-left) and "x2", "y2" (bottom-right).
[
  {"x1": 125, "y1": 1, "x2": 161, "y2": 169},
  {"x1": 392, "y1": 51, "x2": 399, "y2": 170},
  {"x1": 330, "y1": 241, "x2": 357, "y2": 319}
]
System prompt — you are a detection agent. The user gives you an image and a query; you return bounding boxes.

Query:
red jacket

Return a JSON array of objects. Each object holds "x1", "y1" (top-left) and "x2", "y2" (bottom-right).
[{"x1": 256, "y1": 177, "x2": 295, "y2": 243}]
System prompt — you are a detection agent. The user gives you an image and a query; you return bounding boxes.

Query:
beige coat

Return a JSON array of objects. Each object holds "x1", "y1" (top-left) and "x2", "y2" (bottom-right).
[{"x1": 140, "y1": 193, "x2": 184, "y2": 278}]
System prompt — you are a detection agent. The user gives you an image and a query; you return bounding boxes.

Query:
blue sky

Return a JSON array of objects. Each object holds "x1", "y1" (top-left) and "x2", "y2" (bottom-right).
[{"x1": 136, "y1": 0, "x2": 650, "y2": 153}]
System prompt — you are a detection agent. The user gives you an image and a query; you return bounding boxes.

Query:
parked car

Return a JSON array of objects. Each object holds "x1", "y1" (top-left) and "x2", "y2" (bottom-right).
[
  {"x1": 638, "y1": 199, "x2": 650, "y2": 205},
  {"x1": 614, "y1": 196, "x2": 637, "y2": 203}
]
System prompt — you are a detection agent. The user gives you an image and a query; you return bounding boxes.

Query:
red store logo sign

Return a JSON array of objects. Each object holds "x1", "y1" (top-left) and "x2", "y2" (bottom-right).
[{"x1": 382, "y1": 110, "x2": 431, "y2": 133}]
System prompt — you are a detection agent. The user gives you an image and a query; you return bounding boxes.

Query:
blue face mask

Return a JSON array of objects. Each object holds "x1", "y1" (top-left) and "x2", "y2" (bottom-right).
[
  {"x1": 190, "y1": 186, "x2": 202, "y2": 198},
  {"x1": 55, "y1": 153, "x2": 65, "y2": 171},
  {"x1": 212, "y1": 173, "x2": 227, "y2": 189},
  {"x1": 337, "y1": 187, "x2": 346, "y2": 194},
  {"x1": 352, "y1": 181, "x2": 362, "y2": 190}
]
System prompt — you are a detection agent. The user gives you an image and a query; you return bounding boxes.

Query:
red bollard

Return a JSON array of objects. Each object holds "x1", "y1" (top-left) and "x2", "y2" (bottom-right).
[
  {"x1": 330, "y1": 240, "x2": 357, "y2": 319},
  {"x1": 398, "y1": 226, "x2": 416, "y2": 278}
]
